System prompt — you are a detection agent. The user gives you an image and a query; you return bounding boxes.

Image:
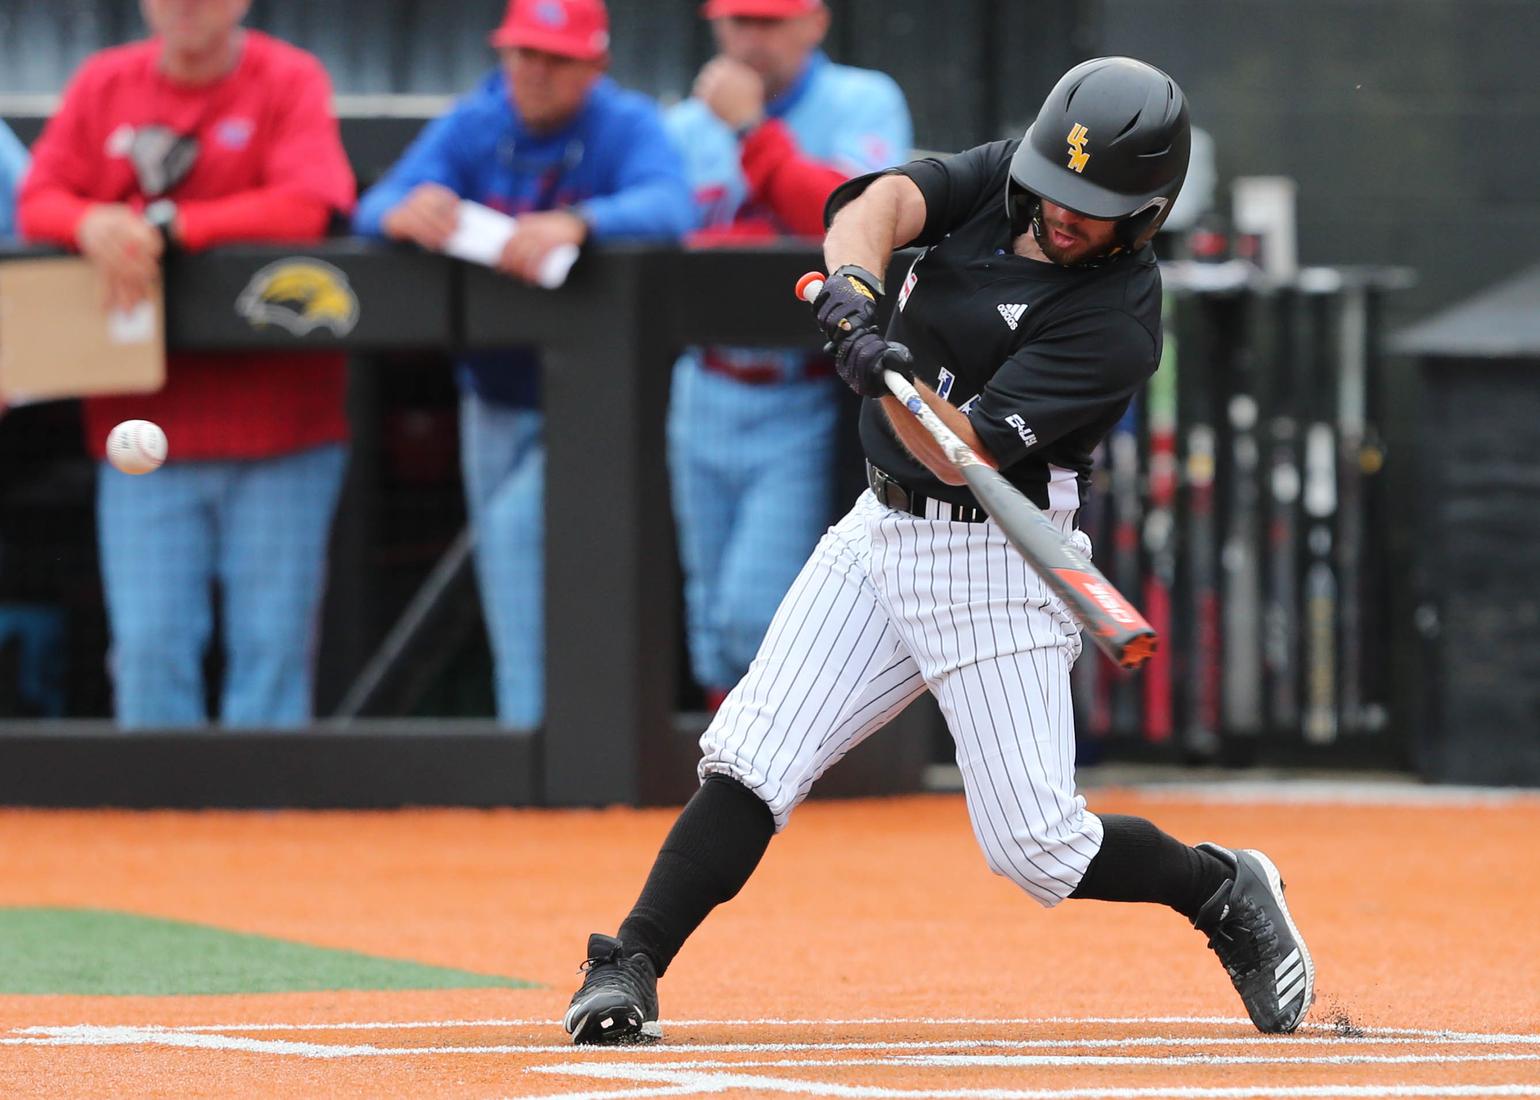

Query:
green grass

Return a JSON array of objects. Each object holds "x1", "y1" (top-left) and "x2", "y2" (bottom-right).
[{"x1": 0, "y1": 908, "x2": 535, "y2": 996}]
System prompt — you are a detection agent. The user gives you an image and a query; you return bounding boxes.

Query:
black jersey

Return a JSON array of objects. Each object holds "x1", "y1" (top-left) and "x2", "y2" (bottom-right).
[{"x1": 826, "y1": 139, "x2": 1163, "y2": 512}]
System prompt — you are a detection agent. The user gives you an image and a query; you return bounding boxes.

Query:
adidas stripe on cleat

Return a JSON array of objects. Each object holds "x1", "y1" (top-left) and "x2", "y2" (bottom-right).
[{"x1": 1193, "y1": 843, "x2": 1315, "y2": 1034}]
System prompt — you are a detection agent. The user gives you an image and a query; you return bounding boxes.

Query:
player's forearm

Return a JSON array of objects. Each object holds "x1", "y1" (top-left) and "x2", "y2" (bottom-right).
[{"x1": 882, "y1": 383, "x2": 997, "y2": 486}]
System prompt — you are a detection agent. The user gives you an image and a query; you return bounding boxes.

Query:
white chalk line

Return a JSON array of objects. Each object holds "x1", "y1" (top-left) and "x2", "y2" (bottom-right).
[
  {"x1": 13, "y1": 1014, "x2": 1258, "y2": 1032},
  {"x1": 609, "y1": 1054, "x2": 1540, "y2": 1068},
  {"x1": 5, "y1": 1021, "x2": 1540, "y2": 1062},
  {"x1": 524, "y1": 1061, "x2": 1540, "y2": 1100},
  {"x1": 6, "y1": 1015, "x2": 1528, "y2": 1041},
  {"x1": 7, "y1": 1018, "x2": 1540, "y2": 1100},
  {"x1": 9, "y1": 1031, "x2": 1540, "y2": 1056}
]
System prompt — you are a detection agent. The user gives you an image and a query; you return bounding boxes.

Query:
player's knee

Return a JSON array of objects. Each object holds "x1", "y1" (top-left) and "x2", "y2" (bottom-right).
[
  {"x1": 697, "y1": 757, "x2": 795, "y2": 833},
  {"x1": 978, "y1": 846, "x2": 1067, "y2": 908},
  {"x1": 978, "y1": 810, "x2": 1100, "y2": 908}
]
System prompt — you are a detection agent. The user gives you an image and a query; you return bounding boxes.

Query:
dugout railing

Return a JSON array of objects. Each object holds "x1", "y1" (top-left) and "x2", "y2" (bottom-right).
[{"x1": 0, "y1": 243, "x2": 1413, "y2": 807}]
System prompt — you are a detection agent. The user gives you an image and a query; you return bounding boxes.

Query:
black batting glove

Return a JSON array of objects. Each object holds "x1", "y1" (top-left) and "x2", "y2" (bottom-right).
[
  {"x1": 812, "y1": 264, "x2": 884, "y2": 348},
  {"x1": 832, "y1": 332, "x2": 915, "y2": 398}
]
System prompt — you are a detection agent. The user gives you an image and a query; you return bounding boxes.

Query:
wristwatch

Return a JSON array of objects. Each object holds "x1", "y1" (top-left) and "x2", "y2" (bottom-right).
[{"x1": 143, "y1": 199, "x2": 179, "y2": 246}]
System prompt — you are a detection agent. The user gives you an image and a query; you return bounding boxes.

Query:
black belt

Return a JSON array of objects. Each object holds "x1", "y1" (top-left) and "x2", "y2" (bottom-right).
[{"x1": 866, "y1": 461, "x2": 989, "y2": 524}]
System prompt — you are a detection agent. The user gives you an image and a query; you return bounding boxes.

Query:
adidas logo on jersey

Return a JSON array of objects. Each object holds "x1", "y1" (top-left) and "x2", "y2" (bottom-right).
[{"x1": 998, "y1": 303, "x2": 1028, "y2": 330}]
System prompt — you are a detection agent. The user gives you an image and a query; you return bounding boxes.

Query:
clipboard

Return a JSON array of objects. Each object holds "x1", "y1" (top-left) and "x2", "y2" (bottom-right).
[{"x1": 0, "y1": 256, "x2": 166, "y2": 402}]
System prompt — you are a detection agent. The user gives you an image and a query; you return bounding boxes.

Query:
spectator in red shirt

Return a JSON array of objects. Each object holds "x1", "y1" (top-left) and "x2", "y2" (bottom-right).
[{"x1": 18, "y1": 0, "x2": 356, "y2": 728}]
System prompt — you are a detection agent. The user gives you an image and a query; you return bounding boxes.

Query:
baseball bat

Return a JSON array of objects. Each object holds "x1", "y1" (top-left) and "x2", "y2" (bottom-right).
[
  {"x1": 1219, "y1": 296, "x2": 1264, "y2": 736},
  {"x1": 1107, "y1": 398, "x2": 1144, "y2": 734},
  {"x1": 1300, "y1": 277, "x2": 1339, "y2": 744},
  {"x1": 1074, "y1": 440, "x2": 1114, "y2": 737},
  {"x1": 1263, "y1": 289, "x2": 1301, "y2": 731},
  {"x1": 797, "y1": 272, "x2": 1157, "y2": 669},
  {"x1": 1334, "y1": 281, "x2": 1368, "y2": 735},
  {"x1": 1141, "y1": 294, "x2": 1180, "y2": 742},
  {"x1": 1178, "y1": 296, "x2": 1222, "y2": 756}
]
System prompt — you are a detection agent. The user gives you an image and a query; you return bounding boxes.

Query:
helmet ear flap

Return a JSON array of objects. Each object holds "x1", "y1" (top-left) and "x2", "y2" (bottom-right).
[
  {"x1": 1005, "y1": 178, "x2": 1038, "y2": 239},
  {"x1": 1116, "y1": 195, "x2": 1171, "y2": 251}
]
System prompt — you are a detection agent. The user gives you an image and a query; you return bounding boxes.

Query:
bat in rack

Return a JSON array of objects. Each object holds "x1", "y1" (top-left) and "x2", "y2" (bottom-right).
[
  {"x1": 1333, "y1": 280, "x2": 1370, "y2": 736},
  {"x1": 1263, "y1": 288, "x2": 1302, "y2": 733},
  {"x1": 1141, "y1": 294, "x2": 1180, "y2": 743},
  {"x1": 1107, "y1": 396, "x2": 1144, "y2": 737},
  {"x1": 797, "y1": 272, "x2": 1158, "y2": 669},
  {"x1": 1074, "y1": 438, "x2": 1114, "y2": 739},
  {"x1": 1219, "y1": 293, "x2": 1265, "y2": 736},
  {"x1": 1178, "y1": 293, "x2": 1222, "y2": 757},
  {"x1": 1300, "y1": 271, "x2": 1340, "y2": 744}
]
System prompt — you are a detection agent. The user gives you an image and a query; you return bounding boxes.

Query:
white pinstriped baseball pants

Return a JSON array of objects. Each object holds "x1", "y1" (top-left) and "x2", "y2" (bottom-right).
[{"x1": 699, "y1": 489, "x2": 1105, "y2": 906}]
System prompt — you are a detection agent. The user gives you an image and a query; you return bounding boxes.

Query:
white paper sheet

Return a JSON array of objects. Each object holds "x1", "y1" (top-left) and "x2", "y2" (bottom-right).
[{"x1": 443, "y1": 200, "x2": 580, "y2": 289}]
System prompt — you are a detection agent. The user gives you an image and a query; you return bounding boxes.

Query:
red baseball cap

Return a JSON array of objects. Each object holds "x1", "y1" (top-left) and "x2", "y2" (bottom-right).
[
  {"x1": 700, "y1": 0, "x2": 823, "y2": 18},
  {"x1": 490, "y1": 0, "x2": 610, "y2": 60}
]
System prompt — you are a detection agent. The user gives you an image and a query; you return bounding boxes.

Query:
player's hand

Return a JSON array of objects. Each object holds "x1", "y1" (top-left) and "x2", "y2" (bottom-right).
[
  {"x1": 76, "y1": 204, "x2": 164, "y2": 313},
  {"x1": 496, "y1": 209, "x2": 587, "y2": 286},
  {"x1": 694, "y1": 56, "x2": 766, "y2": 133},
  {"x1": 833, "y1": 333, "x2": 914, "y2": 399},
  {"x1": 381, "y1": 183, "x2": 461, "y2": 251},
  {"x1": 813, "y1": 264, "x2": 882, "y2": 343}
]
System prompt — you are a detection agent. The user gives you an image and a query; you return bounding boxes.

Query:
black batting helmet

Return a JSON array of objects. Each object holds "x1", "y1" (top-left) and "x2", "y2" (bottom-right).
[{"x1": 1006, "y1": 56, "x2": 1191, "y2": 253}]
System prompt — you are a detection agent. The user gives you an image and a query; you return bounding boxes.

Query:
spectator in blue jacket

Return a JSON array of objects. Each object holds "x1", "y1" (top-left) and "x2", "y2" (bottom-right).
[
  {"x1": 0, "y1": 119, "x2": 27, "y2": 239},
  {"x1": 355, "y1": 0, "x2": 693, "y2": 728}
]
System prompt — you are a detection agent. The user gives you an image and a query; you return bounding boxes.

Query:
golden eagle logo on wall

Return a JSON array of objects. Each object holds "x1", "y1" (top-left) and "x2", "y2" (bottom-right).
[
  {"x1": 235, "y1": 259, "x2": 360, "y2": 336},
  {"x1": 1066, "y1": 124, "x2": 1090, "y2": 173}
]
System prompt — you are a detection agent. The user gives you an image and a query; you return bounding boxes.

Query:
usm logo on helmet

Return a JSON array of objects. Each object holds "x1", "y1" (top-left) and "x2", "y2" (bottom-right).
[{"x1": 1066, "y1": 124, "x2": 1090, "y2": 173}]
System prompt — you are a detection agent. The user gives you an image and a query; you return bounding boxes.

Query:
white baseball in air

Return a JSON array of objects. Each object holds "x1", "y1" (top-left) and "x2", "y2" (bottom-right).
[{"x1": 106, "y1": 419, "x2": 168, "y2": 475}]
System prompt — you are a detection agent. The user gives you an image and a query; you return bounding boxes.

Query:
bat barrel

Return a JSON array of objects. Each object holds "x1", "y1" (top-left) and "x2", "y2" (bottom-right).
[{"x1": 1114, "y1": 631, "x2": 1159, "y2": 670}]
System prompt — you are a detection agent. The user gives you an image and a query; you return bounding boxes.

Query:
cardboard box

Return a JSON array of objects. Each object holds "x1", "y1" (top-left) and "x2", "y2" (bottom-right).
[{"x1": 0, "y1": 256, "x2": 165, "y2": 401}]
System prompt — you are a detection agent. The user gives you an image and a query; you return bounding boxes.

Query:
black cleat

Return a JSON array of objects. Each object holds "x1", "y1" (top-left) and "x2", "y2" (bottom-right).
[
  {"x1": 1193, "y1": 843, "x2": 1315, "y2": 1034},
  {"x1": 563, "y1": 933, "x2": 661, "y2": 1045}
]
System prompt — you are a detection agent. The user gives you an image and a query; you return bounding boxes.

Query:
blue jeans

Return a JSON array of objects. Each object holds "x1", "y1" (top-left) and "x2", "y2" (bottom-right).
[
  {"x1": 459, "y1": 393, "x2": 543, "y2": 728},
  {"x1": 96, "y1": 443, "x2": 347, "y2": 728},
  {"x1": 667, "y1": 354, "x2": 837, "y2": 691}
]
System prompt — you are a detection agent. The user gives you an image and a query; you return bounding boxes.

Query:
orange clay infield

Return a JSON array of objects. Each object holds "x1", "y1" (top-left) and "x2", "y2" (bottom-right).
[{"x1": 1, "y1": 785, "x2": 1538, "y2": 1098}]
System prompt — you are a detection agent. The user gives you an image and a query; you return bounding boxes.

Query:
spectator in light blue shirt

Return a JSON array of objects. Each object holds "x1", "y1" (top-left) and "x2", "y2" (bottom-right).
[
  {"x1": 355, "y1": 0, "x2": 693, "y2": 728},
  {"x1": 0, "y1": 119, "x2": 29, "y2": 239}
]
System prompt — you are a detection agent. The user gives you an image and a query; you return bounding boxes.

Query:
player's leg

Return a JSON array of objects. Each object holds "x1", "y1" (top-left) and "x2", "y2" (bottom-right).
[
  {"x1": 96, "y1": 459, "x2": 216, "y2": 727},
  {"x1": 459, "y1": 393, "x2": 545, "y2": 727},
  {"x1": 565, "y1": 492, "x2": 927, "y2": 1045},
  {"x1": 715, "y1": 378, "x2": 837, "y2": 684},
  {"x1": 217, "y1": 443, "x2": 347, "y2": 727},
  {"x1": 900, "y1": 510, "x2": 1310, "y2": 1032},
  {"x1": 666, "y1": 354, "x2": 742, "y2": 697}
]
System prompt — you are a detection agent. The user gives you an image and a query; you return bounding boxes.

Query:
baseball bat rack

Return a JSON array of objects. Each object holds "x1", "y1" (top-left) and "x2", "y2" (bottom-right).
[{"x1": 1072, "y1": 261, "x2": 1413, "y2": 763}]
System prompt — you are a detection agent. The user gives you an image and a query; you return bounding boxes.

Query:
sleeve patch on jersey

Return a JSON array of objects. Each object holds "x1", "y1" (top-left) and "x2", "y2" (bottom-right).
[
  {"x1": 934, "y1": 367, "x2": 955, "y2": 400},
  {"x1": 1006, "y1": 413, "x2": 1039, "y2": 449},
  {"x1": 897, "y1": 266, "x2": 918, "y2": 312},
  {"x1": 959, "y1": 393, "x2": 981, "y2": 415}
]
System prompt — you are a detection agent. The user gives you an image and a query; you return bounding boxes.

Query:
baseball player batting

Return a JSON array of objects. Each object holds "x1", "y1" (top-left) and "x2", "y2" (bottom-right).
[{"x1": 565, "y1": 57, "x2": 1313, "y2": 1044}]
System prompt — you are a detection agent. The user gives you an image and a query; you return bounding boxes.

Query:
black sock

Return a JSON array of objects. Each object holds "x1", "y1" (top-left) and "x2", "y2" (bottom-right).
[
  {"x1": 1067, "y1": 814, "x2": 1231, "y2": 920},
  {"x1": 617, "y1": 775, "x2": 774, "y2": 976}
]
